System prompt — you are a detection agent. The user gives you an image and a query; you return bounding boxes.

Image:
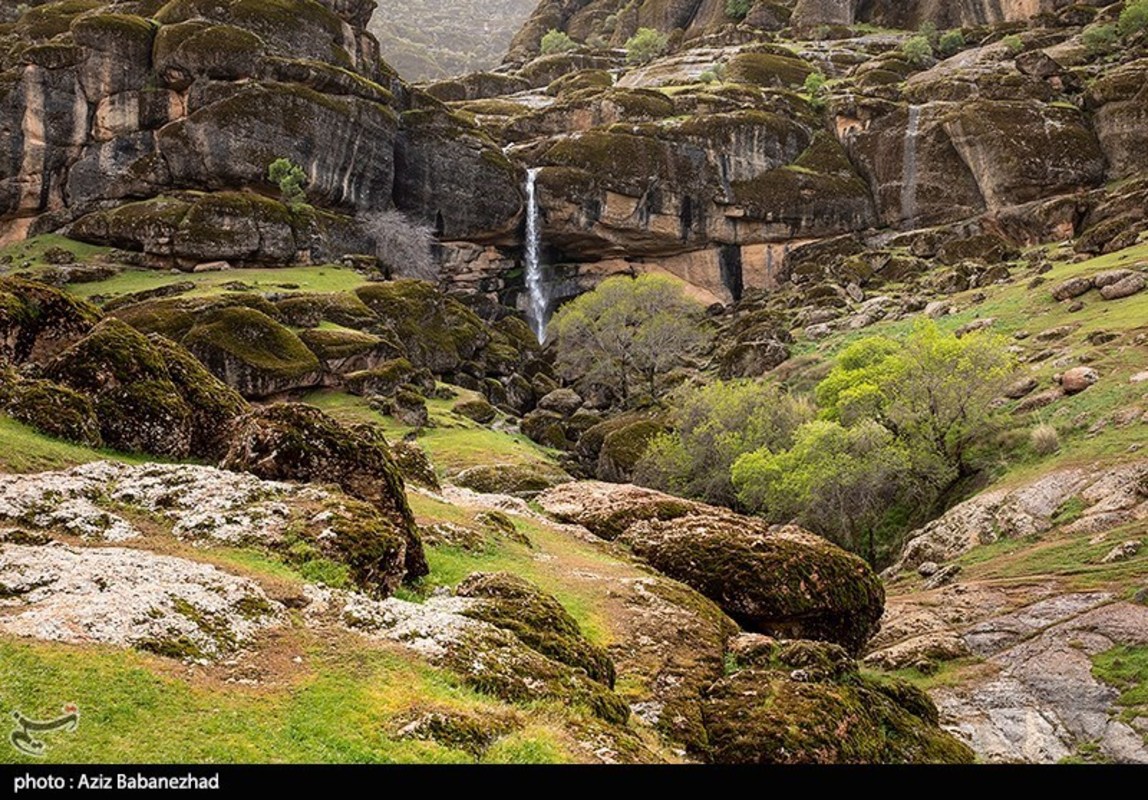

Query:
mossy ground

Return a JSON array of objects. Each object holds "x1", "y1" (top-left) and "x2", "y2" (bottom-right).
[{"x1": 0, "y1": 416, "x2": 150, "y2": 474}]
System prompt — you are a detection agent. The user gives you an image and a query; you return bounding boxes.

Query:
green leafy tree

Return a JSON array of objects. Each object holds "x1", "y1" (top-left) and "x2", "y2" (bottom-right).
[
  {"x1": 1118, "y1": 0, "x2": 1148, "y2": 37},
  {"x1": 541, "y1": 29, "x2": 578, "y2": 55},
  {"x1": 732, "y1": 420, "x2": 913, "y2": 566},
  {"x1": 1001, "y1": 34, "x2": 1024, "y2": 55},
  {"x1": 725, "y1": 0, "x2": 752, "y2": 20},
  {"x1": 551, "y1": 274, "x2": 710, "y2": 405},
  {"x1": 625, "y1": 27, "x2": 669, "y2": 64},
  {"x1": 816, "y1": 319, "x2": 1016, "y2": 496},
  {"x1": 803, "y1": 70, "x2": 828, "y2": 109},
  {"x1": 937, "y1": 29, "x2": 966, "y2": 57},
  {"x1": 635, "y1": 379, "x2": 814, "y2": 506},
  {"x1": 901, "y1": 34, "x2": 934, "y2": 66},
  {"x1": 1083, "y1": 23, "x2": 1118, "y2": 55},
  {"x1": 268, "y1": 158, "x2": 308, "y2": 210}
]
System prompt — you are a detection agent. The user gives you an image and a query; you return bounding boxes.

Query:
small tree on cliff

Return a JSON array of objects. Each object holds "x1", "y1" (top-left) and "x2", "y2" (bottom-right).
[
  {"x1": 268, "y1": 158, "x2": 308, "y2": 210},
  {"x1": 625, "y1": 28, "x2": 669, "y2": 64},
  {"x1": 541, "y1": 29, "x2": 578, "y2": 55},
  {"x1": 551, "y1": 274, "x2": 710, "y2": 406}
]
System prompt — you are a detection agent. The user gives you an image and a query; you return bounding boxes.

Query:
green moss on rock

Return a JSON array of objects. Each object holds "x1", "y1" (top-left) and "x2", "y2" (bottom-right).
[
  {"x1": 453, "y1": 463, "x2": 572, "y2": 497},
  {"x1": 0, "y1": 377, "x2": 102, "y2": 447},
  {"x1": 182, "y1": 307, "x2": 321, "y2": 397},
  {"x1": 704, "y1": 637, "x2": 974, "y2": 764},
  {"x1": 221, "y1": 402, "x2": 426, "y2": 581}
]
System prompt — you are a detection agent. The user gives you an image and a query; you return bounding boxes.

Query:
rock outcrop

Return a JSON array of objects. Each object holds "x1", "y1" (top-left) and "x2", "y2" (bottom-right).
[
  {"x1": 0, "y1": 0, "x2": 522, "y2": 264},
  {"x1": 0, "y1": 538, "x2": 281, "y2": 661},
  {"x1": 0, "y1": 461, "x2": 413, "y2": 595},
  {"x1": 538, "y1": 481, "x2": 885, "y2": 653},
  {"x1": 891, "y1": 461, "x2": 1148, "y2": 573},
  {"x1": 704, "y1": 634, "x2": 975, "y2": 763}
]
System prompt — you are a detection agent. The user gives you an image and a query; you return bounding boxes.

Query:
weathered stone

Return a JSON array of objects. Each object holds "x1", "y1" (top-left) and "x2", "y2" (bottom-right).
[{"x1": 1061, "y1": 366, "x2": 1099, "y2": 395}]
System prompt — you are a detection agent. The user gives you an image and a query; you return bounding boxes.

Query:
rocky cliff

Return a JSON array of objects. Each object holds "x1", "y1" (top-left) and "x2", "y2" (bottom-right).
[{"x1": 0, "y1": 0, "x2": 523, "y2": 261}]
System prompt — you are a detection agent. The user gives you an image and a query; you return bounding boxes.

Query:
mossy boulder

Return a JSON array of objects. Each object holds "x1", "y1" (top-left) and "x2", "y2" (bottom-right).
[
  {"x1": 703, "y1": 636, "x2": 975, "y2": 764},
  {"x1": 444, "y1": 624, "x2": 629, "y2": 725},
  {"x1": 344, "y1": 358, "x2": 425, "y2": 397},
  {"x1": 0, "y1": 376, "x2": 102, "y2": 447},
  {"x1": 521, "y1": 410, "x2": 569, "y2": 450},
  {"x1": 452, "y1": 397, "x2": 497, "y2": 424},
  {"x1": 273, "y1": 292, "x2": 377, "y2": 329},
  {"x1": 42, "y1": 319, "x2": 197, "y2": 457},
  {"x1": 220, "y1": 403, "x2": 426, "y2": 580},
  {"x1": 387, "y1": 439, "x2": 439, "y2": 490},
  {"x1": 452, "y1": 463, "x2": 572, "y2": 497},
  {"x1": 148, "y1": 334, "x2": 249, "y2": 459},
  {"x1": 621, "y1": 517, "x2": 885, "y2": 654},
  {"x1": 456, "y1": 572, "x2": 616, "y2": 687},
  {"x1": 297, "y1": 327, "x2": 399, "y2": 378},
  {"x1": 537, "y1": 480, "x2": 701, "y2": 541},
  {"x1": 0, "y1": 278, "x2": 100, "y2": 365},
  {"x1": 356, "y1": 280, "x2": 490, "y2": 373},
  {"x1": 595, "y1": 418, "x2": 665, "y2": 483},
  {"x1": 725, "y1": 51, "x2": 814, "y2": 88},
  {"x1": 182, "y1": 307, "x2": 322, "y2": 398}
]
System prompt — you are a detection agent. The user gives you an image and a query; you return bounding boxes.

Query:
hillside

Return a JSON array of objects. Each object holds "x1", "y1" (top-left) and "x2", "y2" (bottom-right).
[
  {"x1": 0, "y1": 0, "x2": 1146, "y2": 767},
  {"x1": 368, "y1": 0, "x2": 538, "y2": 81}
]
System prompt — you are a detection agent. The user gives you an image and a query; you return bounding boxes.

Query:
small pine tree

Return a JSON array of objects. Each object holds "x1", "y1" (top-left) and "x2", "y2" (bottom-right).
[
  {"x1": 540, "y1": 29, "x2": 578, "y2": 55},
  {"x1": 268, "y1": 158, "x2": 308, "y2": 210}
]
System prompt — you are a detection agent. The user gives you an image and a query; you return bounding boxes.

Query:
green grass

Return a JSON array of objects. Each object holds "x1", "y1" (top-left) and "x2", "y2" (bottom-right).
[
  {"x1": 956, "y1": 521, "x2": 1147, "y2": 592},
  {"x1": 0, "y1": 415, "x2": 147, "y2": 474},
  {"x1": 1092, "y1": 645, "x2": 1148, "y2": 708},
  {"x1": 70, "y1": 265, "x2": 370, "y2": 303},
  {"x1": 865, "y1": 657, "x2": 989, "y2": 692},
  {"x1": 302, "y1": 387, "x2": 560, "y2": 477},
  {"x1": 0, "y1": 234, "x2": 109, "y2": 271},
  {"x1": 0, "y1": 635, "x2": 574, "y2": 764}
]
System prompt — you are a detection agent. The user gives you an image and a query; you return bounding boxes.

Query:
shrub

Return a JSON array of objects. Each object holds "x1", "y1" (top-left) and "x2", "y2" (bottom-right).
[
  {"x1": 634, "y1": 380, "x2": 814, "y2": 506},
  {"x1": 699, "y1": 69, "x2": 718, "y2": 83},
  {"x1": 541, "y1": 29, "x2": 578, "y2": 55},
  {"x1": 359, "y1": 210, "x2": 437, "y2": 281},
  {"x1": 268, "y1": 158, "x2": 308, "y2": 210},
  {"x1": 1118, "y1": 0, "x2": 1148, "y2": 37},
  {"x1": 733, "y1": 419, "x2": 914, "y2": 566},
  {"x1": 803, "y1": 71, "x2": 828, "y2": 109},
  {"x1": 1002, "y1": 34, "x2": 1024, "y2": 55},
  {"x1": 726, "y1": 0, "x2": 752, "y2": 20},
  {"x1": 901, "y1": 35, "x2": 934, "y2": 66},
  {"x1": 625, "y1": 28, "x2": 669, "y2": 65},
  {"x1": 1030, "y1": 423, "x2": 1060, "y2": 455},
  {"x1": 1082, "y1": 23, "x2": 1118, "y2": 55},
  {"x1": 937, "y1": 29, "x2": 966, "y2": 57}
]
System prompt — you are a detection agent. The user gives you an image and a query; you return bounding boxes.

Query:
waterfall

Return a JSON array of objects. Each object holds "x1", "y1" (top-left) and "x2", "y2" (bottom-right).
[
  {"x1": 900, "y1": 105, "x2": 921, "y2": 227},
  {"x1": 524, "y1": 167, "x2": 549, "y2": 344}
]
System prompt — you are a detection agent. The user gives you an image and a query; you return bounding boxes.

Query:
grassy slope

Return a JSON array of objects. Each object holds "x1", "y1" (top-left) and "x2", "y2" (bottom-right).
[{"x1": 302, "y1": 387, "x2": 561, "y2": 477}]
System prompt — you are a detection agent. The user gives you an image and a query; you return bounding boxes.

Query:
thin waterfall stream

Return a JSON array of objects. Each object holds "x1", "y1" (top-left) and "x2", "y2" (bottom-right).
[
  {"x1": 900, "y1": 105, "x2": 921, "y2": 227},
  {"x1": 524, "y1": 167, "x2": 549, "y2": 344}
]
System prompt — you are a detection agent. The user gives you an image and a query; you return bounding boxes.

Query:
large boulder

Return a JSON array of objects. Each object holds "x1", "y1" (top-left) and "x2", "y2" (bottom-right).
[
  {"x1": 220, "y1": 403, "x2": 427, "y2": 580},
  {"x1": 182, "y1": 307, "x2": 323, "y2": 398},
  {"x1": 539, "y1": 482, "x2": 886, "y2": 653},
  {"x1": 703, "y1": 635, "x2": 975, "y2": 763},
  {"x1": 0, "y1": 278, "x2": 100, "y2": 365},
  {"x1": 43, "y1": 319, "x2": 197, "y2": 458},
  {"x1": 456, "y1": 571, "x2": 616, "y2": 687},
  {"x1": 0, "y1": 460, "x2": 410, "y2": 596},
  {"x1": 621, "y1": 517, "x2": 885, "y2": 654}
]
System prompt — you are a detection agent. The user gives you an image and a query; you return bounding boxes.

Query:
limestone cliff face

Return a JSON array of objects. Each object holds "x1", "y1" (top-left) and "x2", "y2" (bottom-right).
[
  {"x1": 0, "y1": 0, "x2": 523, "y2": 259},
  {"x1": 506, "y1": 0, "x2": 1110, "y2": 60}
]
